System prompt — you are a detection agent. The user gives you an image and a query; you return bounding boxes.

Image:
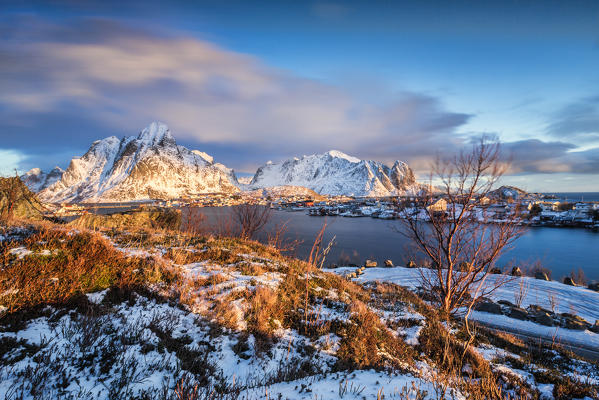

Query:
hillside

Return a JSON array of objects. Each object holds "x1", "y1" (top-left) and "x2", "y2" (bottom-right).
[
  {"x1": 38, "y1": 122, "x2": 240, "y2": 203},
  {"x1": 488, "y1": 185, "x2": 529, "y2": 200},
  {"x1": 249, "y1": 150, "x2": 418, "y2": 197},
  {"x1": 0, "y1": 177, "x2": 45, "y2": 220},
  {"x1": 1, "y1": 219, "x2": 597, "y2": 399}
]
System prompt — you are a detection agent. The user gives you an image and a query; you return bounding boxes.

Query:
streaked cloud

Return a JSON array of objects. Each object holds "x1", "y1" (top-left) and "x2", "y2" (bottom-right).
[
  {"x1": 504, "y1": 139, "x2": 599, "y2": 174},
  {"x1": 546, "y1": 96, "x2": 599, "y2": 143},
  {"x1": 0, "y1": 15, "x2": 598, "y2": 183},
  {"x1": 0, "y1": 17, "x2": 469, "y2": 172}
]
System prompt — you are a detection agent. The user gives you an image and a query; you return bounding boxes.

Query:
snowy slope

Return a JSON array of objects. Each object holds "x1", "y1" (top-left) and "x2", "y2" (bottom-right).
[
  {"x1": 333, "y1": 266, "x2": 599, "y2": 349},
  {"x1": 20, "y1": 167, "x2": 64, "y2": 192},
  {"x1": 39, "y1": 122, "x2": 239, "y2": 203},
  {"x1": 249, "y1": 150, "x2": 418, "y2": 197}
]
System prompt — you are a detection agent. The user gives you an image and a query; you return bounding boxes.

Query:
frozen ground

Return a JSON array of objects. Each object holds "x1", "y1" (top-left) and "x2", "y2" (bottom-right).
[
  {"x1": 333, "y1": 266, "x2": 599, "y2": 349},
  {"x1": 0, "y1": 289, "x2": 450, "y2": 400},
  {"x1": 2, "y1": 225, "x2": 598, "y2": 399}
]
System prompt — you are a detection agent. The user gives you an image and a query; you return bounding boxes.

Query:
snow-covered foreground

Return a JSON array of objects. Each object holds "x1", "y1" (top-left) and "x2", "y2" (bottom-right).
[
  {"x1": 333, "y1": 266, "x2": 599, "y2": 349},
  {"x1": 2, "y1": 224, "x2": 598, "y2": 399},
  {"x1": 0, "y1": 288, "x2": 449, "y2": 400}
]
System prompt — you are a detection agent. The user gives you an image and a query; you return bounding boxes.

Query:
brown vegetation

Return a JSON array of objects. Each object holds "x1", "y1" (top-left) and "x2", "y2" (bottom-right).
[{"x1": 0, "y1": 223, "x2": 177, "y2": 312}]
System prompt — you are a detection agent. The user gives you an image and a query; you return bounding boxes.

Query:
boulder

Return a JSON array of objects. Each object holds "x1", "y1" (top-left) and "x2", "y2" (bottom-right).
[
  {"x1": 406, "y1": 260, "x2": 417, "y2": 268},
  {"x1": 489, "y1": 267, "x2": 502, "y2": 274},
  {"x1": 511, "y1": 267, "x2": 523, "y2": 277},
  {"x1": 509, "y1": 307, "x2": 528, "y2": 320},
  {"x1": 563, "y1": 277, "x2": 577, "y2": 286},
  {"x1": 564, "y1": 318, "x2": 589, "y2": 331},
  {"x1": 528, "y1": 304, "x2": 552, "y2": 315},
  {"x1": 590, "y1": 321, "x2": 599, "y2": 334},
  {"x1": 588, "y1": 282, "x2": 599, "y2": 292},
  {"x1": 560, "y1": 313, "x2": 591, "y2": 330},
  {"x1": 534, "y1": 271, "x2": 550, "y2": 281},
  {"x1": 498, "y1": 300, "x2": 516, "y2": 308},
  {"x1": 384, "y1": 259, "x2": 394, "y2": 268},
  {"x1": 474, "y1": 301, "x2": 503, "y2": 315},
  {"x1": 364, "y1": 260, "x2": 377, "y2": 268},
  {"x1": 535, "y1": 313, "x2": 554, "y2": 327}
]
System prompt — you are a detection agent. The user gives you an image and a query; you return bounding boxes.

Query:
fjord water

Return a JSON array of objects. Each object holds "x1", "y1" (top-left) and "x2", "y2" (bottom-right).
[{"x1": 193, "y1": 207, "x2": 599, "y2": 281}]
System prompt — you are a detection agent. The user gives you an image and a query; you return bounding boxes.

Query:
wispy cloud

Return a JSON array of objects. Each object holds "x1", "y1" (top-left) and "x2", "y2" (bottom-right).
[
  {"x1": 546, "y1": 95, "x2": 599, "y2": 143},
  {"x1": 1, "y1": 16, "x2": 598, "y2": 180},
  {"x1": 504, "y1": 139, "x2": 599, "y2": 174},
  {"x1": 0, "y1": 16, "x2": 469, "y2": 172}
]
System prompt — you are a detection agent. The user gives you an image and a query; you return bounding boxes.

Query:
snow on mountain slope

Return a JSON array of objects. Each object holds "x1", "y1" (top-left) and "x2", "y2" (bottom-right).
[
  {"x1": 21, "y1": 167, "x2": 64, "y2": 192},
  {"x1": 249, "y1": 150, "x2": 417, "y2": 197},
  {"x1": 39, "y1": 122, "x2": 239, "y2": 203}
]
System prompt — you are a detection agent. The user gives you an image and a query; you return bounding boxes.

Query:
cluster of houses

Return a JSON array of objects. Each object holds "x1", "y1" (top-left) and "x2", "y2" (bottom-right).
[
  {"x1": 278, "y1": 195, "x2": 599, "y2": 231},
  {"x1": 53, "y1": 189, "x2": 599, "y2": 231},
  {"x1": 526, "y1": 200, "x2": 599, "y2": 228}
]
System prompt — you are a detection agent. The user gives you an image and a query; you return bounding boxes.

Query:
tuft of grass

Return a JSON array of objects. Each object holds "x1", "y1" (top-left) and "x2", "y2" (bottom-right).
[
  {"x1": 336, "y1": 300, "x2": 414, "y2": 371},
  {"x1": 0, "y1": 224, "x2": 177, "y2": 313}
]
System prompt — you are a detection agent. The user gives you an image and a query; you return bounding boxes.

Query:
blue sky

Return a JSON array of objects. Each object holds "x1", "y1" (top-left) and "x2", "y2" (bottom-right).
[{"x1": 1, "y1": 0, "x2": 599, "y2": 191}]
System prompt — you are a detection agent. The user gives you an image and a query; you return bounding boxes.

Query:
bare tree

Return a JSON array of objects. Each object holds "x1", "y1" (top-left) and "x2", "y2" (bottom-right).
[
  {"x1": 397, "y1": 136, "x2": 525, "y2": 316},
  {"x1": 232, "y1": 203, "x2": 272, "y2": 240}
]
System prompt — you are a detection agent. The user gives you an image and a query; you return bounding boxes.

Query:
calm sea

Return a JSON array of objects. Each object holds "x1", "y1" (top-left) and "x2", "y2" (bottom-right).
[
  {"x1": 190, "y1": 207, "x2": 599, "y2": 282},
  {"x1": 542, "y1": 192, "x2": 599, "y2": 202}
]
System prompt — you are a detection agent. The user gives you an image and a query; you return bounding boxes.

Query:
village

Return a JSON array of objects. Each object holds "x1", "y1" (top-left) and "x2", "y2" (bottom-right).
[{"x1": 52, "y1": 190, "x2": 599, "y2": 231}]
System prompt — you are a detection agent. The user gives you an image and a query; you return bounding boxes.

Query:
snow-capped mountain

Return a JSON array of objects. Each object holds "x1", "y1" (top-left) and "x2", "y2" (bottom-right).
[
  {"x1": 249, "y1": 150, "x2": 417, "y2": 197},
  {"x1": 21, "y1": 167, "x2": 65, "y2": 193},
  {"x1": 39, "y1": 122, "x2": 239, "y2": 203}
]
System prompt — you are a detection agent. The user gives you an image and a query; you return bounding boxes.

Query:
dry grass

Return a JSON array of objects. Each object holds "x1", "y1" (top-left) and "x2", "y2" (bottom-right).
[
  {"x1": 0, "y1": 223, "x2": 177, "y2": 313},
  {"x1": 3, "y1": 218, "x2": 593, "y2": 399},
  {"x1": 336, "y1": 300, "x2": 414, "y2": 371}
]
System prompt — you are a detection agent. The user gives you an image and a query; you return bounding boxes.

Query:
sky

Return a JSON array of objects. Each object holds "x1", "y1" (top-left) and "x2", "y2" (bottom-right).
[{"x1": 1, "y1": 0, "x2": 599, "y2": 191}]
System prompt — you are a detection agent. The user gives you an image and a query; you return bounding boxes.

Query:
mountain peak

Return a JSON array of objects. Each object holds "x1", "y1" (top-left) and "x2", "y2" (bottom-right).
[
  {"x1": 25, "y1": 168, "x2": 42, "y2": 176},
  {"x1": 137, "y1": 122, "x2": 174, "y2": 146},
  {"x1": 38, "y1": 123, "x2": 239, "y2": 202},
  {"x1": 325, "y1": 150, "x2": 360, "y2": 163},
  {"x1": 251, "y1": 151, "x2": 418, "y2": 197}
]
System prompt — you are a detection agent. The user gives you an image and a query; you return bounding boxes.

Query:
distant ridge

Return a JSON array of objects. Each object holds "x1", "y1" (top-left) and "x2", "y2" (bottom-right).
[{"x1": 249, "y1": 150, "x2": 418, "y2": 197}]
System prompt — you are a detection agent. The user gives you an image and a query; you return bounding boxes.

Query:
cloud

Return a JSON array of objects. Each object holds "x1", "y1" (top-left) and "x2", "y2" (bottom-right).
[
  {"x1": 0, "y1": 16, "x2": 469, "y2": 172},
  {"x1": 546, "y1": 96, "x2": 599, "y2": 142},
  {"x1": 504, "y1": 139, "x2": 599, "y2": 174},
  {"x1": 0, "y1": 149, "x2": 27, "y2": 176},
  {"x1": 3, "y1": 16, "x2": 596, "y2": 179}
]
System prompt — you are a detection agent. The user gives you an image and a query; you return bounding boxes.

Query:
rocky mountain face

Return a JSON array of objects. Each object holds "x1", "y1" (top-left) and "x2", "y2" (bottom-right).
[
  {"x1": 39, "y1": 122, "x2": 239, "y2": 203},
  {"x1": 21, "y1": 167, "x2": 64, "y2": 193},
  {"x1": 249, "y1": 150, "x2": 417, "y2": 197}
]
